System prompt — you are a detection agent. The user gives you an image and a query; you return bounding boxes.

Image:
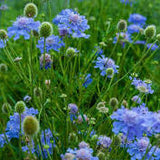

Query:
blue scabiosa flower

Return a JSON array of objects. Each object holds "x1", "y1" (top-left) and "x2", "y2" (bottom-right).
[
  {"x1": 113, "y1": 32, "x2": 132, "y2": 46},
  {"x1": 83, "y1": 73, "x2": 93, "y2": 88},
  {"x1": 36, "y1": 35, "x2": 65, "y2": 53},
  {"x1": 97, "y1": 136, "x2": 112, "y2": 148},
  {"x1": 23, "y1": 95, "x2": 31, "y2": 103},
  {"x1": 132, "y1": 95, "x2": 141, "y2": 104},
  {"x1": 7, "y1": 17, "x2": 40, "y2": 40},
  {"x1": 120, "y1": 0, "x2": 134, "y2": 5},
  {"x1": 128, "y1": 14, "x2": 146, "y2": 26},
  {"x1": 94, "y1": 46, "x2": 103, "y2": 56},
  {"x1": 53, "y1": 9, "x2": 90, "y2": 39},
  {"x1": 0, "y1": 134, "x2": 7, "y2": 148},
  {"x1": 147, "y1": 43, "x2": 159, "y2": 51},
  {"x1": 61, "y1": 142, "x2": 99, "y2": 160},
  {"x1": 127, "y1": 24, "x2": 142, "y2": 34},
  {"x1": 39, "y1": 53, "x2": 52, "y2": 69},
  {"x1": 130, "y1": 77, "x2": 154, "y2": 94},
  {"x1": 68, "y1": 103, "x2": 78, "y2": 114},
  {"x1": 94, "y1": 55, "x2": 119, "y2": 77},
  {"x1": 134, "y1": 40, "x2": 146, "y2": 45},
  {"x1": 127, "y1": 137, "x2": 157, "y2": 160}
]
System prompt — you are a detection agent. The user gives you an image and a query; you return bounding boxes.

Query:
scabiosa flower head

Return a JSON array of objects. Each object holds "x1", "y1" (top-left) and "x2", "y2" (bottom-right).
[
  {"x1": 0, "y1": 4, "x2": 8, "y2": 11},
  {"x1": 79, "y1": 141, "x2": 89, "y2": 149},
  {"x1": 97, "y1": 135, "x2": 112, "y2": 148},
  {"x1": 127, "y1": 24, "x2": 142, "y2": 34},
  {"x1": 144, "y1": 25, "x2": 156, "y2": 39},
  {"x1": 0, "y1": 63, "x2": 8, "y2": 72},
  {"x1": 58, "y1": 27, "x2": 69, "y2": 37},
  {"x1": 147, "y1": 43, "x2": 159, "y2": 51},
  {"x1": 76, "y1": 148, "x2": 92, "y2": 160},
  {"x1": 23, "y1": 95, "x2": 31, "y2": 103},
  {"x1": 94, "y1": 55, "x2": 119, "y2": 77},
  {"x1": 62, "y1": 153, "x2": 75, "y2": 160},
  {"x1": 15, "y1": 101, "x2": 26, "y2": 114},
  {"x1": 68, "y1": 103, "x2": 78, "y2": 114},
  {"x1": 24, "y1": 3, "x2": 38, "y2": 18},
  {"x1": 39, "y1": 53, "x2": 52, "y2": 69},
  {"x1": 130, "y1": 77, "x2": 154, "y2": 94},
  {"x1": 7, "y1": 17, "x2": 40, "y2": 40},
  {"x1": 53, "y1": 9, "x2": 90, "y2": 39},
  {"x1": 83, "y1": 73, "x2": 93, "y2": 88},
  {"x1": 0, "y1": 29, "x2": 7, "y2": 39},
  {"x1": 132, "y1": 95, "x2": 141, "y2": 104},
  {"x1": 39, "y1": 22, "x2": 53, "y2": 38},
  {"x1": 37, "y1": 35, "x2": 65, "y2": 53},
  {"x1": 113, "y1": 32, "x2": 132, "y2": 46},
  {"x1": 127, "y1": 137, "x2": 157, "y2": 160},
  {"x1": 22, "y1": 116, "x2": 39, "y2": 136},
  {"x1": 2, "y1": 103, "x2": 12, "y2": 114},
  {"x1": 128, "y1": 14, "x2": 146, "y2": 26},
  {"x1": 117, "y1": 19, "x2": 127, "y2": 31}
]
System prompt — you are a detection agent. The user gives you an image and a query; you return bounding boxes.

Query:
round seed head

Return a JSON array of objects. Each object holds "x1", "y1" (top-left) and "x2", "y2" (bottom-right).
[
  {"x1": 109, "y1": 97, "x2": 119, "y2": 108},
  {"x1": 15, "y1": 101, "x2": 26, "y2": 114},
  {"x1": 156, "y1": 34, "x2": 160, "y2": 42},
  {"x1": 34, "y1": 87, "x2": 42, "y2": 98},
  {"x1": 106, "y1": 68, "x2": 114, "y2": 77},
  {"x1": 122, "y1": 100, "x2": 128, "y2": 107},
  {"x1": 97, "y1": 152, "x2": 105, "y2": 160},
  {"x1": 0, "y1": 29, "x2": 7, "y2": 39},
  {"x1": 2, "y1": 103, "x2": 12, "y2": 114},
  {"x1": 0, "y1": 63, "x2": 8, "y2": 73},
  {"x1": 39, "y1": 22, "x2": 53, "y2": 38},
  {"x1": 66, "y1": 47, "x2": 76, "y2": 56},
  {"x1": 144, "y1": 25, "x2": 156, "y2": 39},
  {"x1": 24, "y1": 3, "x2": 38, "y2": 18},
  {"x1": 22, "y1": 116, "x2": 39, "y2": 136},
  {"x1": 117, "y1": 19, "x2": 127, "y2": 31}
]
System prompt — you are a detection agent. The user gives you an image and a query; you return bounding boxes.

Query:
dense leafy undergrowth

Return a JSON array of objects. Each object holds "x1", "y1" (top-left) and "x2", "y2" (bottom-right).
[{"x1": 1, "y1": 0, "x2": 160, "y2": 159}]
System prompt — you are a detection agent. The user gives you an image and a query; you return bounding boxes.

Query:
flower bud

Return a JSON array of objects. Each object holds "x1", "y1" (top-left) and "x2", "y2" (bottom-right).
[
  {"x1": 39, "y1": 22, "x2": 53, "y2": 38},
  {"x1": 0, "y1": 63, "x2": 8, "y2": 72},
  {"x1": 106, "y1": 68, "x2": 114, "y2": 77},
  {"x1": 0, "y1": 29, "x2": 7, "y2": 39},
  {"x1": 22, "y1": 116, "x2": 39, "y2": 136},
  {"x1": 97, "y1": 152, "x2": 105, "y2": 160},
  {"x1": 109, "y1": 97, "x2": 118, "y2": 108},
  {"x1": 34, "y1": 87, "x2": 42, "y2": 98},
  {"x1": 117, "y1": 19, "x2": 127, "y2": 31},
  {"x1": 2, "y1": 102, "x2": 12, "y2": 114},
  {"x1": 144, "y1": 25, "x2": 156, "y2": 39},
  {"x1": 24, "y1": 3, "x2": 38, "y2": 18},
  {"x1": 122, "y1": 100, "x2": 128, "y2": 107},
  {"x1": 156, "y1": 34, "x2": 160, "y2": 42},
  {"x1": 15, "y1": 101, "x2": 26, "y2": 114}
]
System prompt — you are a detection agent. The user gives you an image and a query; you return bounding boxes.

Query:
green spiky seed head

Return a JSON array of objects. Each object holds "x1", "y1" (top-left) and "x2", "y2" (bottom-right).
[
  {"x1": 24, "y1": 3, "x2": 38, "y2": 18},
  {"x1": 34, "y1": 87, "x2": 42, "y2": 97},
  {"x1": 2, "y1": 103, "x2": 12, "y2": 114},
  {"x1": 39, "y1": 22, "x2": 53, "y2": 38},
  {"x1": 0, "y1": 29, "x2": 7, "y2": 39},
  {"x1": 0, "y1": 63, "x2": 8, "y2": 72},
  {"x1": 156, "y1": 34, "x2": 160, "y2": 42},
  {"x1": 109, "y1": 97, "x2": 119, "y2": 108},
  {"x1": 117, "y1": 19, "x2": 127, "y2": 31},
  {"x1": 23, "y1": 116, "x2": 39, "y2": 136},
  {"x1": 144, "y1": 25, "x2": 156, "y2": 39},
  {"x1": 122, "y1": 100, "x2": 128, "y2": 107},
  {"x1": 106, "y1": 68, "x2": 114, "y2": 77},
  {"x1": 15, "y1": 101, "x2": 26, "y2": 114}
]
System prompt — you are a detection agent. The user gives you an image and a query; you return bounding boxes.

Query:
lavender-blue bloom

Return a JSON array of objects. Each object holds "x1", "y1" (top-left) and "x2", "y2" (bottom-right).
[
  {"x1": 94, "y1": 55, "x2": 119, "y2": 77},
  {"x1": 39, "y1": 53, "x2": 52, "y2": 69},
  {"x1": 132, "y1": 95, "x2": 141, "y2": 104},
  {"x1": 97, "y1": 135, "x2": 112, "y2": 148},
  {"x1": 68, "y1": 103, "x2": 78, "y2": 114},
  {"x1": 7, "y1": 17, "x2": 40, "y2": 40},
  {"x1": 36, "y1": 35, "x2": 65, "y2": 53},
  {"x1": 128, "y1": 14, "x2": 146, "y2": 26},
  {"x1": 83, "y1": 73, "x2": 93, "y2": 88},
  {"x1": 23, "y1": 95, "x2": 31, "y2": 103},
  {"x1": 127, "y1": 137, "x2": 157, "y2": 160},
  {"x1": 53, "y1": 9, "x2": 90, "y2": 39},
  {"x1": 95, "y1": 46, "x2": 103, "y2": 56},
  {"x1": 147, "y1": 43, "x2": 159, "y2": 51},
  {"x1": 135, "y1": 40, "x2": 146, "y2": 45},
  {"x1": 128, "y1": 24, "x2": 141, "y2": 34},
  {"x1": 130, "y1": 77, "x2": 154, "y2": 94},
  {"x1": 0, "y1": 39, "x2": 7, "y2": 48}
]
